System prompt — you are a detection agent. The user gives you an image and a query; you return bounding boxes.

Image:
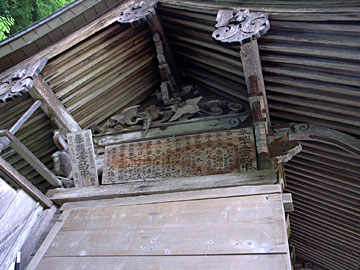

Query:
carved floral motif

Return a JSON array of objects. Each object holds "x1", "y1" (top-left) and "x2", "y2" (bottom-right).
[{"x1": 212, "y1": 9, "x2": 270, "y2": 45}]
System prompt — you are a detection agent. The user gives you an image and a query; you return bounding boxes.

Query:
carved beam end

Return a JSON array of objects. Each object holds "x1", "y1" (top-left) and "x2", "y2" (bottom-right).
[
  {"x1": 118, "y1": 0, "x2": 158, "y2": 26},
  {"x1": 0, "y1": 58, "x2": 47, "y2": 103},
  {"x1": 212, "y1": 9, "x2": 270, "y2": 45},
  {"x1": 269, "y1": 135, "x2": 302, "y2": 165}
]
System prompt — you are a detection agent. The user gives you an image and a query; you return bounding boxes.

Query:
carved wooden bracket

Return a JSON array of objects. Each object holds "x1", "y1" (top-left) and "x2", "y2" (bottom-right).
[
  {"x1": 0, "y1": 58, "x2": 47, "y2": 103},
  {"x1": 118, "y1": 0, "x2": 158, "y2": 25},
  {"x1": 269, "y1": 135, "x2": 302, "y2": 165},
  {"x1": 212, "y1": 9, "x2": 270, "y2": 45},
  {"x1": 273, "y1": 123, "x2": 360, "y2": 157}
]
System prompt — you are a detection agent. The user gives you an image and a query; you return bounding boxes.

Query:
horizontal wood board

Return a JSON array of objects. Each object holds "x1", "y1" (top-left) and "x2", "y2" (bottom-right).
[
  {"x1": 34, "y1": 186, "x2": 290, "y2": 269},
  {"x1": 102, "y1": 127, "x2": 256, "y2": 184},
  {"x1": 47, "y1": 169, "x2": 278, "y2": 205},
  {"x1": 36, "y1": 255, "x2": 291, "y2": 270}
]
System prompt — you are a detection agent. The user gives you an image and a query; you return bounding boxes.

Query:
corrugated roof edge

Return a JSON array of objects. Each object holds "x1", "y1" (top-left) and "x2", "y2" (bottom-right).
[{"x1": 0, "y1": 0, "x2": 85, "y2": 46}]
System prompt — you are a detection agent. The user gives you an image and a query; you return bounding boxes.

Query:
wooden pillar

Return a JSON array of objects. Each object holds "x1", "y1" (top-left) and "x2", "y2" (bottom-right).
[
  {"x1": 117, "y1": 0, "x2": 181, "y2": 104},
  {"x1": 212, "y1": 9, "x2": 272, "y2": 169}
]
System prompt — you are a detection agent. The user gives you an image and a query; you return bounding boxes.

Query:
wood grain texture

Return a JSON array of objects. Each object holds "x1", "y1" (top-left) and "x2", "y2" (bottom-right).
[
  {"x1": 60, "y1": 184, "x2": 282, "y2": 211},
  {"x1": 1, "y1": 204, "x2": 43, "y2": 270},
  {"x1": 102, "y1": 128, "x2": 256, "y2": 184},
  {"x1": 0, "y1": 190, "x2": 37, "y2": 267},
  {"x1": 47, "y1": 169, "x2": 278, "y2": 204},
  {"x1": 0, "y1": 156, "x2": 54, "y2": 208},
  {"x1": 35, "y1": 254, "x2": 291, "y2": 270},
  {"x1": 0, "y1": 178, "x2": 17, "y2": 219},
  {"x1": 31, "y1": 75, "x2": 81, "y2": 133},
  {"x1": 25, "y1": 210, "x2": 71, "y2": 270},
  {"x1": 46, "y1": 194, "x2": 287, "y2": 256},
  {"x1": 20, "y1": 205, "x2": 56, "y2": 270}
]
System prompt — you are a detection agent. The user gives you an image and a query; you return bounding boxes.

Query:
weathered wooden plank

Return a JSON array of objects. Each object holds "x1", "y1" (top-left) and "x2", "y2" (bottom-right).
[
  {"x1": 0, "y1": 156, "x2": 53, "y2": 208},
  {"x1": 0, "y1": 190, "x2": 37, "y2": 267},
  {"x1": 47, "y1": 169, "x2": 278, "y2": 204},
  {"x1": 0, "y1": 204, "x2": 42, "y2": 270},
  {"x1": 0, "y1": 178, "x2": 17, "y2": 219},
  {"x1": 67, "y1": 130, "x2": 98, "y2": 187},
  {"x1": 46, "y1": 194, "x2": 287, "y2": 256},
  {"x1": 35, "y1": 254, "x2": 291, "y2": 270},
  {"x1": 60, "y1": 184, "x2": 282, "y2": 211},
  {"x1": 102, "y1": 128, "x2": 257, "y2": 184},
  {"x1": 30, "y1": 75, "x2": 81, "y2": 133},
  {"x1": 94, "y1": 114, "x2": 250, "y2": 146},
  {"x1": 1, "y1": 131, "x2": 61, "y2": 188},
  {"x1": 20, "y1": 205, "x2": 57, "y2": 270},
  {"x1": 25, "y1": 210, "x2": 71, "y2": 270},
  {"x1": 0, "y1": 100, "x2": 42, "y2": 151}
]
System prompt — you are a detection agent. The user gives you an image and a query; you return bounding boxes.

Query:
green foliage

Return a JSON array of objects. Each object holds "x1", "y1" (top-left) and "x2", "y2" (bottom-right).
[
  {"x1": 0, "y1": 16, "x2": 15, "y2": 41},
  {"x1": 0, "y1": 0, "x2": 74, "y2": 38}
]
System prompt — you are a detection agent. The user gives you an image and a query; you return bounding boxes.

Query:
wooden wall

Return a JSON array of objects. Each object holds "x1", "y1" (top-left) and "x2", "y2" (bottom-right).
[{"x1": 0, "y1": 178, "x2": 43, "y2": 270}]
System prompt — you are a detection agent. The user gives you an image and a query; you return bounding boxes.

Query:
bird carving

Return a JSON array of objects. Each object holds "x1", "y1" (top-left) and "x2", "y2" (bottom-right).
[{"x1": 168, "y1": 96, "x2": 202, "y2": 122}]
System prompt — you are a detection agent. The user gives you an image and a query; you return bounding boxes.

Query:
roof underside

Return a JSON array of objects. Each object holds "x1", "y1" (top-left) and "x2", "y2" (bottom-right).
[{"x1": 0, "y1": 1, "x2": 359, "y2": 269}]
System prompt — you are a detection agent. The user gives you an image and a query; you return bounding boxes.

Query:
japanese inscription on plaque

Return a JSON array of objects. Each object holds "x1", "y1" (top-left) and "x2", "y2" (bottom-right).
[
  {"x1": 102, "y1": 128, "x2": 256, "y2": 184},
  {"x1": 67, "y1": 129, "x2": 99, "y2": 187}
]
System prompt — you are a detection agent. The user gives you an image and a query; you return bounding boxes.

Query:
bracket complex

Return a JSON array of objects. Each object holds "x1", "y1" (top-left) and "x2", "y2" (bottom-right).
[
  {"x1": 118, "y1": 0, "x2": 158, "y2": 25},
  {"x1": 212, "y1": 9, "x2": 270, "y2": 45},
  {"x1": 0, "y1": 58, "x2": 47, "y2": 103}
]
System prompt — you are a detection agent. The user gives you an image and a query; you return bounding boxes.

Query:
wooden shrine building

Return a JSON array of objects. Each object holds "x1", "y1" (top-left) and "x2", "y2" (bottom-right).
[{"x1": 0, "y1": 1, "x2": 360, "y2": 270}]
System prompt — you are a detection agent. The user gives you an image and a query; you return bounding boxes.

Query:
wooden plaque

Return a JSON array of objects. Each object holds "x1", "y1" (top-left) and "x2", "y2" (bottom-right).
[
  {"x1": 102, "y1": 128, "x2": 256, "y2": 184},
  {"x1": 67, "y1": 130, "x2": 98, "y2": 187}
]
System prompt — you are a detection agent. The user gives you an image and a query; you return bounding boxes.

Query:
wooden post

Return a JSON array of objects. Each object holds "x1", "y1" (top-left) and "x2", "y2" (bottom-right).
[
  {"x1": 0, "y1": 156, "x2": 53, "y2": 208},
  {"x1": 212, "y1": 9, "x2": 272, "y2": 169},
  {"x1": 0, "y1": 130, "x2": 62, "y2": 187},
  {"x1": 30, "y1": 75, "x2": 81, "y2": 133},
  {"x1": 117, "y1": 0, "x2": 181, "y2": 103}
]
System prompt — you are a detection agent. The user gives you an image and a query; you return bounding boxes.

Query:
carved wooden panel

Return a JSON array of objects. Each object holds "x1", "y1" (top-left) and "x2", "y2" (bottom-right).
[
  {"x1": 67, "y1": 130, "x2": 98, "y2": 187},
  {"x1": 102, "y1": 128, "x2": 256, "y2": 184},
  {"x1": 0, "y1": 58, "x2": 47, "y2": 103}
]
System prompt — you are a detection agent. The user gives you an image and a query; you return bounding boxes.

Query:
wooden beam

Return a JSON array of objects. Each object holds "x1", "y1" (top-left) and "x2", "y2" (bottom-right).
[
  {"x1": 147, "y1": 13, "x2": 181, "y2": 84},
  {"x1": 60, "y1": 184, "x2": 282, "y2": 211},
  {"x1": 47, "y1": 169, "x2": 278, "y2": 205},
  {"x1": 0, "y1": 130, "x2": 62, "y2": 188},
  {"x1": 0, "y1": 100, "x2": 42, "y2": 151},
  {"x1": 0, "y1": 156, "x2": 53, "y2": 208},
  {"x1": 30, "y1": 75, "x2": 81, "y2": 133}
]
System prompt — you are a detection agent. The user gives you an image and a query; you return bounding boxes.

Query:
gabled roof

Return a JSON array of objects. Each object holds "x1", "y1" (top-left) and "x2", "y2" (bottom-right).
[
  {"x1": 0, "y1": 0, "x2": 123, "y2": 72},
  {"x1": 0, "y1": 1, "x2": 360, "y2": 270}
]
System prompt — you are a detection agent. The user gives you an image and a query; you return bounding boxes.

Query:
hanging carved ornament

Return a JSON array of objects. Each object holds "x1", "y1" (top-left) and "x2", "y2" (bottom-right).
[
  {"x1": 118, "y1": 0, "x2": 158, "y2": 25},
  {"x1": 0, "y1": 58, "x2": 47, "y2": 103},
  {"x1": 212, "y1": 9, "x2": 270, "y2": 45}
]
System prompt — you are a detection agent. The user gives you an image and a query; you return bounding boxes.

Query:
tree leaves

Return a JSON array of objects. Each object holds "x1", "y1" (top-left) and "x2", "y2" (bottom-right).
[{"x1": 0, "y1": 16, "x2": 15, "y2": 41}]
